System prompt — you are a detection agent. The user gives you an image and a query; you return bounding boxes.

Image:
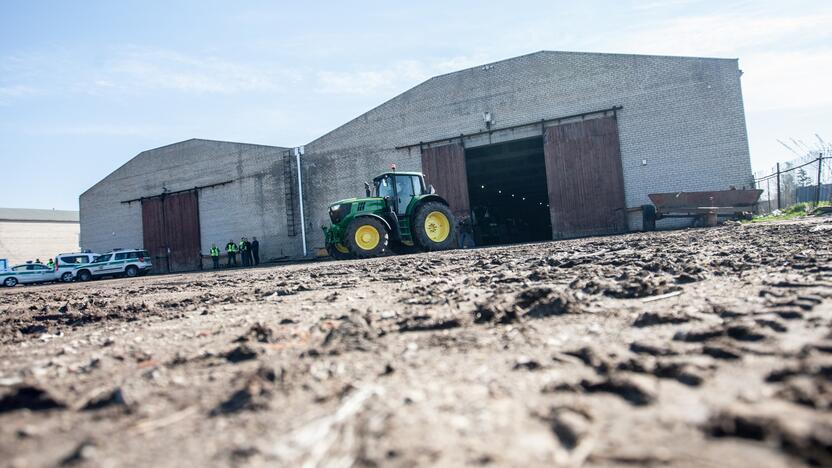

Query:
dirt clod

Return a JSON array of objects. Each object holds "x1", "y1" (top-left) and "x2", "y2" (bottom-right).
[
  {"x1": 320, "y1": 313, "x2": 377, "y2": 353},
  {"x1": 673, "y1": 327, "x2": 724, "y2": 343},
  {"x1": 580, "y1": 375, "x2": 656, "y2": 406},
  {"x1": 235, "y1": 322, "x2": 277, "y2": 343},
  {"x1": 397, "y1": 316, "x2": 461, "y2": 333},
  {"x1": 211, "y1": 372, "x2": 273, "y2": 416},
  {"x1": 0, "y1": 385, "x2": 65, "y2": 413},
  {"x1": 60, "y1": 440, "x2": 97, "y2": 466},
  {"x1": 706, "y1": 406, "x2": 832, "y2": 466},
  {"x1": 225, "y1": 344, "x2": 259, "y2": 363},
  {"x1": 539, "y1": 406, "x2": 593, "y2": 450},
  {"x1": 633, "y1": 311, "x2": 694, "y2": 327},
  {"x1": 514, "y1": 286, "x2": 580, "y2": 318},
  {"x1": 81, "y1": 387, "x2": 129, "y2": 412}
]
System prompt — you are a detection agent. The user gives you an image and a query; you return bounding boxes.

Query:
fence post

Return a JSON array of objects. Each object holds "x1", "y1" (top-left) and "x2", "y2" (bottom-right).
[
  {"x1": 817, "y1": 153, "x2": 823, "y2": 206},
  {"x1": 776, "y1": 163, "x2": 781, "y2": 210},
  {"x1": 766, "y1": 178, "x2": 771, "y2": 212}
]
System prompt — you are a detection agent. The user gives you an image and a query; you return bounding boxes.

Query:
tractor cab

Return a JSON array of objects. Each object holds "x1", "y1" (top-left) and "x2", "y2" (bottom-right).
[
  {"x1": 370, "y1": 172, "x2": 430, "y2": 216},
  {"x1": 322, "y1": 168, "x2": 455, "y2": 259}
]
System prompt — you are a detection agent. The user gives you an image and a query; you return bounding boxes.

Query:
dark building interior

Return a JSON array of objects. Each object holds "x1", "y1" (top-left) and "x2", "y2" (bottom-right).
[{"x1": 464, "y1": 137, "x2": 552, "y2": 246}]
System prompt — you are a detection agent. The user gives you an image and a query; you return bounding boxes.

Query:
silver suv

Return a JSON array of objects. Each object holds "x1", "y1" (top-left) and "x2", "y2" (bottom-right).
[{"x1": 73, "y1": 249, "x2": 153, "y2": 281}]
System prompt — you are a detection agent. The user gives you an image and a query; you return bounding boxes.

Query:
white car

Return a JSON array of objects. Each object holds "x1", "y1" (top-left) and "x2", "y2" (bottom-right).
[
  {"x1": 73, "y1": 249, "x2": 153, "y2": 281},
  {"x1": 0, "y1": 263, "x2": 58, "y2": 287},
  {"x1": 54, "y1": 252, "x2": 99, "y2": 282}
]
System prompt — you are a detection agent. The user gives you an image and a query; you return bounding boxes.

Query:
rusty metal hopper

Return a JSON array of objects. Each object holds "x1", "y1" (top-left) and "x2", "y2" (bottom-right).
[{"x1": 649, "y1": 189, "x2": 762, "y2": 211}]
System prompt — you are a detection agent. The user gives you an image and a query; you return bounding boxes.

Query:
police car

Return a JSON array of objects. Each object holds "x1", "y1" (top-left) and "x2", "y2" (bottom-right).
[
  {"x1": 0, "y1": 263, "x2": 58, "y2": 287},
  {"x1": 73, "y1": 249, "x2": 153, "y2": 281},
  {"x1": 54, "y1": 251, "x2": 100, "y2": 282}
]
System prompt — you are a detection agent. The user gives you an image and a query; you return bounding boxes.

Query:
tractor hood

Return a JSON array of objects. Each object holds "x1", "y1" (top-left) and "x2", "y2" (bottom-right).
[
  {"x1": 327, "y1": 196, "x2": 386, "y2": 226},
  {"x1": 327, "y1": 196, "x2": 383, "y2": 209}
]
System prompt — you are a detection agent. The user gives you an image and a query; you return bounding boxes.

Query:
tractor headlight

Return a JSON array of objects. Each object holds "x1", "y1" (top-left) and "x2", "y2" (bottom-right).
[{"x1": 329, "y1": 203, "x2": 352, "y2": 224}]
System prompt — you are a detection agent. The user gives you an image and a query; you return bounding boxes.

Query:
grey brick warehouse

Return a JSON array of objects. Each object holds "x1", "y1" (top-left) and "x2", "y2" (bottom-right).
[
  {"x1": 80, "y1": 139, "x2": 302, "y2": 272},
  {"x1": 80, "y1": 51, "x2": 754, "y2": 270}
]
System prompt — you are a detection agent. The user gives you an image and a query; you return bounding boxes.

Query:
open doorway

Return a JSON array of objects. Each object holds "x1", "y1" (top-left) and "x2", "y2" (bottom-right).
[{"x1": 464, "y1": 137, "x2": 552, "y2": 246}]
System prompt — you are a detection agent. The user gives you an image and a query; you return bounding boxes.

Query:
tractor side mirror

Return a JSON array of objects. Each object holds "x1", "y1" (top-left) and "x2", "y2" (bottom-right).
[
  {"x1": 364, "y1": 182, "x2": 371, "y2": 197},
  {"x1": 429, "y1": 184, "x2": 436, "y2": 194}
]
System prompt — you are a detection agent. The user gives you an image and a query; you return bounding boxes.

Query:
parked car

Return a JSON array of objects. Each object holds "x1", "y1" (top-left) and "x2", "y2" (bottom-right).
[
  {"x1": 73, "y1": 249, "x2": 153, "y2": 281},
  {"x1": 54, "y1": 252, "x2": 100, "y2": 282},
  {"x1": 0, "y1": 263, "x2": 58, "y2": 287}
]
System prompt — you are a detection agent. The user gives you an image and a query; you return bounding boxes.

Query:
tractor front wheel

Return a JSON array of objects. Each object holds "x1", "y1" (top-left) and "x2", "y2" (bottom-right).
[
  {"x1": 346, "y1": 218, "x2": 388, "y2": 258},
  {"x1": 413, "y1": 202, "x2": 456, "y2": 252},
  {"x1": 327, "y1": 242, "x2": 353, "y2": 260}
]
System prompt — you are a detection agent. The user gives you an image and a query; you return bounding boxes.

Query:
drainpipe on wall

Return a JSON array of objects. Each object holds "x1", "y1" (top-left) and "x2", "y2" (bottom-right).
[{"x1": 294, "y1": 146, "x2": 307, "y2": 257}]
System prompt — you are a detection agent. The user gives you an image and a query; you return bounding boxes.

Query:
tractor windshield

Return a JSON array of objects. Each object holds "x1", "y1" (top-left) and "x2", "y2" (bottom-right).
[{"x1": 374, "y1": 175, "x2": 395, "y2": 199}]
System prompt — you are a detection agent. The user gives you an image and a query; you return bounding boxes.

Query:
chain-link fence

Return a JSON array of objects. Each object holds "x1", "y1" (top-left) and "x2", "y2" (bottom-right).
[{"x1": 753, "y1": 141, "x2": 831, "y2": 213}]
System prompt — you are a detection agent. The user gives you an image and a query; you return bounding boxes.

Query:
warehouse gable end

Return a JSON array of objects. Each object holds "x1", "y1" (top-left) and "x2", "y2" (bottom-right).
[
  {"x1": 80, "y1": 138, "x2": 301, "y2": 265},
  {"x1": 300, "y1": 50, "x2": 753, "y2": 250}
]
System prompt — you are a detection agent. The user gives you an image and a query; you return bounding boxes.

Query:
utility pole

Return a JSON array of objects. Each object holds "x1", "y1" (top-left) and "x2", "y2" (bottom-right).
[
  {"x1": 817, "y1": 152, "x2": 824, "y2": 206},
  {"x1": 776, "y1": 163, "x2": 781, "y2": 210}
]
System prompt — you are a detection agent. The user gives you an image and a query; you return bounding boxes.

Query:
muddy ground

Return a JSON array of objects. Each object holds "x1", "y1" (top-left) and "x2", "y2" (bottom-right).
[{"x1": 1, "y1": 218, "x2": 831, "y2": 467}]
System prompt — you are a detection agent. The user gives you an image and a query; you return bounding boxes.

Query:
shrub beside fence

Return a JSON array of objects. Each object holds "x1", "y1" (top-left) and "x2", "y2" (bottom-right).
[{"x1": 754, "y1": 147, "x2": 831, "y2": 213}]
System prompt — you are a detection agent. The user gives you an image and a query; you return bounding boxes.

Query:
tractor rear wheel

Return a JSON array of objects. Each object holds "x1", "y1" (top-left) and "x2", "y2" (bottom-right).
[
  {"x1": 413, "y1": 202, "x2": 456, "y2": 251},
  {"x1": 346, "y1": 217, "x2": 388, "y2": 258},
  {"x1": 327, "y1": 243, "x2": 353, "y2": 260}
]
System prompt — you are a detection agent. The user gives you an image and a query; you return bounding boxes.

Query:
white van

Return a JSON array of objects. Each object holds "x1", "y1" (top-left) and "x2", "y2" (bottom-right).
[{"x1": 54, "y1": 252, "x2": 100, "y2": 282}]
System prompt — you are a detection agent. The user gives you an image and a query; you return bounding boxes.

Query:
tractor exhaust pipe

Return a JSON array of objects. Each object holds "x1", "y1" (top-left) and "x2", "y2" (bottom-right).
[{"x1": 385, "y1": 198, "x2": 403, "y2": 242}]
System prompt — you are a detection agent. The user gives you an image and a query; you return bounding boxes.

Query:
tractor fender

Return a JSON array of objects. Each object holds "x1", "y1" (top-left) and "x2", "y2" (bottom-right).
[
  {"x1": 411, "y1": 194, "x2": 449, "y2": 212},
  {"x1": 353, "y1": 213, "x2": 392, "y2": 232},
  {"x1": 407, "y1": 195, "x2": 451, "y2": 224}
]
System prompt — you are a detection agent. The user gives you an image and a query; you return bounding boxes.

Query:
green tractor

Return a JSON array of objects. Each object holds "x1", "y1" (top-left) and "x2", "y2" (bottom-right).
[{"x1": 322, "y1": 169, "x2": 457, "y2": 259}]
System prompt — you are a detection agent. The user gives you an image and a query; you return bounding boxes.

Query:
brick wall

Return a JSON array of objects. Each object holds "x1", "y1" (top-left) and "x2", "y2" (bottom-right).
[
  {"x1": 82, "y1": 51, "x2": 754, "y2": 262},
  {"x1": 299, "y1": 51, "x2": 753, "y2": 249},
  {"x1": 80, "y1": 139, "x2": 301, "y2": 262}
]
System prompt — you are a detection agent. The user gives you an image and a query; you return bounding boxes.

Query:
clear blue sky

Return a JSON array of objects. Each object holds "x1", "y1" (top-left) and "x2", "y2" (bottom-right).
[{"x1": 2, "y1": 0, "x2": 830, "y2": 210}]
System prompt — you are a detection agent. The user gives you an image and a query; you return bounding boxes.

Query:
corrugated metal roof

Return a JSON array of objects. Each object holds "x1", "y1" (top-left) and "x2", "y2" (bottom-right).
[{"x1": 0, "y1": 207, "x2": 79, "y2": 222}]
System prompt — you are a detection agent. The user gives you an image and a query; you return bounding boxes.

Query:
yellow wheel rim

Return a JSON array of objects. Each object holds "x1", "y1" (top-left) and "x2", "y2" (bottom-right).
[
  {"x1": 335, "y1": 243, "x2": 349, "y2": 254},
  {"x1": 354, "y1": 225, "x2": 380, "y2": 250},
  {"x1": 424, "y1": 211, "x2": 450, "y2": 243}
]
